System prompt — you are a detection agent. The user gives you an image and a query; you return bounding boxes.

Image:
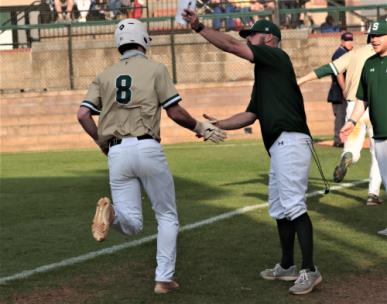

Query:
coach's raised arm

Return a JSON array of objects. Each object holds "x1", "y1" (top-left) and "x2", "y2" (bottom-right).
[{"x1": 182, "y1": 7, "x2": 324, "y2": 296}]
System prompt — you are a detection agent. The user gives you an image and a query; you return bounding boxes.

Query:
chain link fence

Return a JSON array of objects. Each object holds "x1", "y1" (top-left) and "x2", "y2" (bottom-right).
[{"x1": 0, "y1": 3, "x2": 386, "y2": 92}]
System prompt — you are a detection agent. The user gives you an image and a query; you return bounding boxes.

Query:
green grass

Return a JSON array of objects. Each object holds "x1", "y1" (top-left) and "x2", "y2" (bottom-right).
[{"x1": 0, "y1": 140, "x2": 386, "y2": 304}]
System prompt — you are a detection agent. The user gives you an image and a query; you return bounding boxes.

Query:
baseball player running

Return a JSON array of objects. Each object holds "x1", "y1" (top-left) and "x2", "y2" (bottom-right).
[
  {"x1": 77, "y1": 18, "x2": 226, "y2": 294},
  {"x1": 183, "y1": 10, "x2": 322, "y2": 295},
  {"x1": 298, "y1": 38, "x2": 383, "y2": 206},
  {"x1": 340, "y1": 20, "x2": 387, "y2": 236}
]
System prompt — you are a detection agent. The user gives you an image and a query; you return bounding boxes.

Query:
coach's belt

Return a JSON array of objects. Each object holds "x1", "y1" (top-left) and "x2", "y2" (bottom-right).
[{"x1": 109, "y1": 135, "x2": 154, "y2": 147}]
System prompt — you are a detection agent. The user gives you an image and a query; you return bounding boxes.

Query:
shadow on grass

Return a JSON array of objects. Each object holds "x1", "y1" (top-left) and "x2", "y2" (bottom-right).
[{"x1": 0, "y1": 171, "x2": 386, "y2": 303}]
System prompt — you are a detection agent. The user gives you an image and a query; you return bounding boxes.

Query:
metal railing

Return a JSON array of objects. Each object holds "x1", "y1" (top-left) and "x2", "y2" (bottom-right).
[
  {"x1": 1, "y1": 3, "x2": 386, "y2": 49},
  {"x1": 0, "y1": 4, "x2": 386, "y2": 92}
]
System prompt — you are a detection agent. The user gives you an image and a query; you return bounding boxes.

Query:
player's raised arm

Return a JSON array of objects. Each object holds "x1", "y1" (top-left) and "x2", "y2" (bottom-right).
[
  {"x1": 182, "y1": 8, "x2": 254, "y2": 61},
  {"x1": 297, "y1": 48, "x2": 352, "y2": 86}
]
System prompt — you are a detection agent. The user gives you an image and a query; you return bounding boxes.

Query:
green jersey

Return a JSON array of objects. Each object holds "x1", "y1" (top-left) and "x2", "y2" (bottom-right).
[
  {"x1": 246, "y1": 44, "x2": 310, "y2": 152},
  {"x1": 356, "y1": 54, "x2": 387, "y2": 139}
]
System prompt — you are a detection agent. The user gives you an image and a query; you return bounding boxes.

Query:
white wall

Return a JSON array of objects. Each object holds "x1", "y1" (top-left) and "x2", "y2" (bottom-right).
[{"x1": 0, "y1": 30, "x2": 12, "y2": 50}]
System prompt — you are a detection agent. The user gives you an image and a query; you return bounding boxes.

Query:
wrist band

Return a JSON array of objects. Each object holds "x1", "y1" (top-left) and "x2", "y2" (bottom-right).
[
  {"x1": 347, "y1": 118, "x2": 357, "y2": 126},
  {"x1": 194, "y1": 22, "x2": 205, "y2": 33}
]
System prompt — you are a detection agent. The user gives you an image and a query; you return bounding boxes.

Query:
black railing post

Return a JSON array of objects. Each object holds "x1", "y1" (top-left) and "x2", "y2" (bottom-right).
[
  {"x1": 67, "y1": 24, "x2": 75, "y2": 90},
  {"x1": 25, "y1": 9, "x2": 31, "y2": 48},
  {"x1": 11, "y1": 11, "x2": 18, "y2": 49},
  {"x1": 170, "y1": 17, "x2": 177, "y2": 84}
]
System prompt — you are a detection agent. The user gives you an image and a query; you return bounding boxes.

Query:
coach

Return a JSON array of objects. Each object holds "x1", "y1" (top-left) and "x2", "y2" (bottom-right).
[{"x1": 183, "y1": 9, "x2": 322, "y2": 295}]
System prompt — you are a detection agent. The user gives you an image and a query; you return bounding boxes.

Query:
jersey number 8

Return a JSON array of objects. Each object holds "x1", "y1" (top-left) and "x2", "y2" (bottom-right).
[{"x1": 116, "y1": 75, "x2": 132, "y2": 104}]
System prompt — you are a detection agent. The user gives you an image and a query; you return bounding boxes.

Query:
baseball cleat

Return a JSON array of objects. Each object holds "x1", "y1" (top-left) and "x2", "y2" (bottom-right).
[
  {"x1": 91, "y1": 197, "x2": 115, "y2": 242},
  {"x1": 260, "y1": 264, "x2": 298, "y2": 281},
  {"x1": 154, "y1": 280, "x2": 180, "y2": 294},
  {"x1": 366, "y1": 194, "x2": 383, "y2": 206},
  {"x1": 377, "y1": 228, "x2": 387, "y2": 237},
  {"x1": 333, "y1": 152, "x2": 353, "y2": 183},
  {"x1": 289, "y1": 268, "x2": 322, "y2": 295}
]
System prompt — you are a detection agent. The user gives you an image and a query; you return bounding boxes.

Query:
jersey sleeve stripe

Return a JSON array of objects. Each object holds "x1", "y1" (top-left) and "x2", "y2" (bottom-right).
[
  {"x1": 161, "y1": 94, "x2": 182, "y2": 108},
  {"x1": 329, "y1": 62, "x2": 339, "y2": 76},
  {"x1": 80, "y1": 100, "x2": 101, "y2": 114}
]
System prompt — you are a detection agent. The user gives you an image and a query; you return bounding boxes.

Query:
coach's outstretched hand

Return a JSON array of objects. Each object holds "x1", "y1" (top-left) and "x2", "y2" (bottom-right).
[
  {"x1": 194, "y1": 121, "x2": 227, "y2": 143},
  {"x1": 203, "y1": 113, "x2": 219, "y2": 125}
]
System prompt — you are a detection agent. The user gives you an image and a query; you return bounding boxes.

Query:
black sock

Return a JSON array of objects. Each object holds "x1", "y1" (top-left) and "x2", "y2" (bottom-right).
[
  {"x1": 276, "y1": 218, "x2": 295, "y2": 269},
  {"x1": 293, "y1": 212, "x2": 315, "y2": 271}
]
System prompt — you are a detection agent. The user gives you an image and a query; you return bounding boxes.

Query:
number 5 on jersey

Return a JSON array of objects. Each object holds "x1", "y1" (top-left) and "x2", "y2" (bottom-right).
[{"x1": 116, "y1": 75, "x2": 132, "y2": 104}]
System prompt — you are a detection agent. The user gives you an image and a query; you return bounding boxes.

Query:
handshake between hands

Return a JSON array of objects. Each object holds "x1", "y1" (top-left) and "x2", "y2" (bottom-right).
[{"x1": 194, "y1": 114, "x2": 227, "y2": 144}]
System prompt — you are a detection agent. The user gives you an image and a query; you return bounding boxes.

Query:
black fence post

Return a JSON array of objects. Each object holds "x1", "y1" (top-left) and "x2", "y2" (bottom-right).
[
  {"x1": 170, "y1": 17, "x2": 177, "y2": 84},
  {"x1": 67, "y1": 24, "x2": 74, "y2": 90},
  {"x1": 11, "y1": 11, "x2": 18, "y2": 49},
  {"x1": 25, "y1": 9, "x2": 31, "y2": 48}
]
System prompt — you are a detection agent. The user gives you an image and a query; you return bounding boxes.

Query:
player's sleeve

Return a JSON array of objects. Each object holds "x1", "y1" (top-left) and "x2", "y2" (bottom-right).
[
  {"x1": 80, "y1": 77, "x2": 102, "y2": 115},
  {"x1": 314, "y1": 50, "x2": 351, "y2": 79},
  {"x1": 248, "y1": 44, "x2": 284, "y2": 66},
  {"x1": 356, "y1": 64, "x2": 368, "y2": 102},
  {"x1": 155, "y1": 64, "x2": 182, "y2": 109}
]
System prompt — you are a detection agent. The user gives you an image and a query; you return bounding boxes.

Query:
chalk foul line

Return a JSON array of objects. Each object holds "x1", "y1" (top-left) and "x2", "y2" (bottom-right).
[{"x1": 0, "y1": 179, "x2": 368, "y2": 284}]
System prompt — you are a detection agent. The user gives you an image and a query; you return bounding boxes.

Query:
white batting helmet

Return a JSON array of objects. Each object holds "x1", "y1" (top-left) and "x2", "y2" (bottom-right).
[{"x1": 114, "y1": 18, "x2": 151, "y2": 51}]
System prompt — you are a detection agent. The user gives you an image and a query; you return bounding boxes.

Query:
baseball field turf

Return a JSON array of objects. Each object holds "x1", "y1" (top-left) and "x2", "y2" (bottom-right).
[{"x1": 0, "y1": 139, "x2": 386, "y2": 304}]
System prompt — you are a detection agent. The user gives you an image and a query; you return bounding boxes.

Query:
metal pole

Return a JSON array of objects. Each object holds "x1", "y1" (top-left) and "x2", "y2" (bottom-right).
[
  {"x1": 170, "y1": 17, "x2": 177, "y2": 84},
  {"x1": 273, "y1": 0, "x2": 280, "y2": 26},
  {"x1": 11, "y1": 11, "x2": 18, "y2": 49},
  {"x1": 67, "y1": 24, "x2": 74, "y2": 90},
  {"x1": 25, "y1": 9, "x2": 31, "y2": 48},
  {"x1": 146, "y1": 0, "x2": 150, "y2": 29}
]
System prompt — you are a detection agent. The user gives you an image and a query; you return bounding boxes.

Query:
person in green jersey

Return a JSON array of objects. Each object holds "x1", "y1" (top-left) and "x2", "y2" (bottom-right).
[
  {"x1": 340, "y1": 19, "x2": 387, "y2": 237},
  {"x1": 297, "y1": 41, "x2": 383, "y2": 207},
  {"x1": 183, "y1": 9, "x2": 322, "y2": 295}
]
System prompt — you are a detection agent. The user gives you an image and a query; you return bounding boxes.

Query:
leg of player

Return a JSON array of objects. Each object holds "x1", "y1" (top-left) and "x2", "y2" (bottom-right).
[
  {"x1": 261, "y1": 132, "x2": 322, "y2": 295},
  {"x1": 260, "y1": 169, "x2": 298, "y2": 281},
  {"x1": 365, "y1": 124, "x2": 383, "y2": 206},
  {"x1": 333, "y1": 103, "x2": 367, "y2": 182},
  {"x1": 137, "y1": 139, "x2": 180, "y2": 294},
  {"x1": 374, "y1": 139, "x2": 387, "y2": 236}
]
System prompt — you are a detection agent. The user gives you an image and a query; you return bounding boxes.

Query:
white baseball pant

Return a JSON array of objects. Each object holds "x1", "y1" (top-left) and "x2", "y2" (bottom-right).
[
  {"x1": 374, "y1": 140, "x2": 387, "y2": 189},
  {"x1": 268, "y1": 132, "x2": 312, "y2": 221},
  {"x1": 344, "y1": 102, "x2": 382, "y2": 196},
  {"x1": 108, "y1": 137, "x2": 179, "y2": 282}
]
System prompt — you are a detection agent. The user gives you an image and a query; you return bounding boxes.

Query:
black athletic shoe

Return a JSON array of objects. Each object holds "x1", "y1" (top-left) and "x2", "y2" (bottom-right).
[{"x1": 333, "y1": 152, "x2": 353, "y2": 183}]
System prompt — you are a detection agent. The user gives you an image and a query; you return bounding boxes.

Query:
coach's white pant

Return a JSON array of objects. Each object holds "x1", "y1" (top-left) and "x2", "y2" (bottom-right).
[
  {"x1": 108, "y1": 137, "x2": 179, "y2": 282},
  {"x1": 345, "y1": 102, "x2": 382, "y2": 196},
  {"x1": 268, "y1": 132, "x2": 312, "y2": 221},
  {"x1": 374, "y1": 139, "x2": 387, "y2": 190}
]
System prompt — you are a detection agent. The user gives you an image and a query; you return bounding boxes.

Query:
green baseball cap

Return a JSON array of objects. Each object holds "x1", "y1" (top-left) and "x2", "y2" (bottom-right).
[
  {"x1": 367, "y1": 19, "x2": 387, "y2": 35},
  {"x1": 239, "y1": 19, "x2": 281, "y2": 41}
]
